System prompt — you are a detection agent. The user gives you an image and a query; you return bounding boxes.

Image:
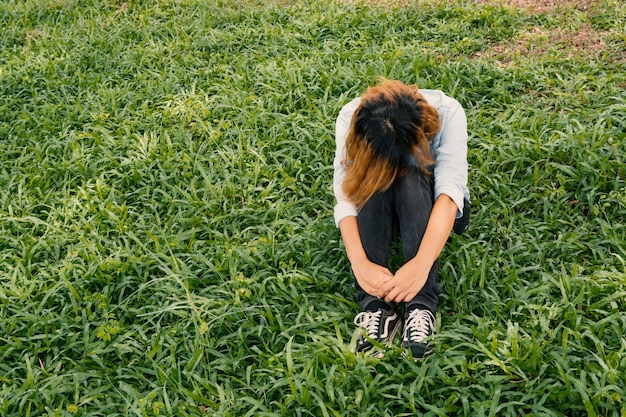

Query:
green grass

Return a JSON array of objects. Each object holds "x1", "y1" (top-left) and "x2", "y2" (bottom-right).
[{"x1": 1, "y1": 0, "x2": 625, "y2": 415}]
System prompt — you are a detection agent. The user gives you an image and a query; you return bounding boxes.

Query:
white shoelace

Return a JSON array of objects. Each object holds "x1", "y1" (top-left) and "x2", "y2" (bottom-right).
[
  {"x1": 404, "y1": 309, "x2": 435, "y2": 344},
  {"x1": 354, "y1": 310, "x2": 383, "y2": 338}
]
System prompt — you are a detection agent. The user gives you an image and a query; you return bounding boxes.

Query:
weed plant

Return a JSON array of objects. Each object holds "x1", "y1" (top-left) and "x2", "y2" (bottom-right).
[{"x1": 1, "y1": 0, "x2": 625, "y2": 416}]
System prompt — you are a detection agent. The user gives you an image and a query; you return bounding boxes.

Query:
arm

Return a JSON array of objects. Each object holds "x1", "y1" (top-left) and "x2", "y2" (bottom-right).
[
  {"x1": 339, "y1": 216, "x2": 393, "y2": 298},
  {"x1": 432, "y1": 96, "x2": 469, "y2": 219},
  {"x1": 380, "y1": 194, "x2": 457, "y2": 303},
  {"x1": 334, "y1": 99, "x2": 394, "y2": 296},
  {"x1": 333, "y1": 99, "x2": 361, "y2": 227}
]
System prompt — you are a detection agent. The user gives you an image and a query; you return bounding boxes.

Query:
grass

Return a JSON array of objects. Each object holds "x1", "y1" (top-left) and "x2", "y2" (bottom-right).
[{"x1": 1, "y1": 0, "x2": 625, "y2": 415}]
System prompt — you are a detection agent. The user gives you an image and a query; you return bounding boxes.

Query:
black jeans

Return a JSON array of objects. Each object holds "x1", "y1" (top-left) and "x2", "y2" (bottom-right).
[{"x1": 356, "y1": 166, "x2": 441, "y2": 314}]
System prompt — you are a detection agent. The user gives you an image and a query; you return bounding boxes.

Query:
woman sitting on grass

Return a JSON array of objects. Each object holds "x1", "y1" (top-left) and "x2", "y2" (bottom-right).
[{"x1": 333, "y1": 78, "x2": 469, "y2": 359}]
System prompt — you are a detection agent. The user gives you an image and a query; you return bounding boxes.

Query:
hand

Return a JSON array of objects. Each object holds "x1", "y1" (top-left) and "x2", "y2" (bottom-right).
[
  {"x1": 351, "y1": 258, "x2": 394, "y2": 299},
  {"x1": 381, "y1": 259, "x2": 430, "y2": 303}
]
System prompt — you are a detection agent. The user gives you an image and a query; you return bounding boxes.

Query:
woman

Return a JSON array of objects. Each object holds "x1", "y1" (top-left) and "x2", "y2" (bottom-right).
[{"x1": 333, "y1": 79, "x2": 469, "y2": 359}]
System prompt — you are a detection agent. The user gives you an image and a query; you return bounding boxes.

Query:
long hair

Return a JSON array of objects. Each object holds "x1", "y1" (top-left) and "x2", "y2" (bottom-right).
[{"x1": 342, "y1": 79, "x2": 441, "y2": 209}]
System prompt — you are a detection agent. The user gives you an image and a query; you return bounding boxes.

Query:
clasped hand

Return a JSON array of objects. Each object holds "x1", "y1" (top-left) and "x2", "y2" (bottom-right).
[{"x1": 353, "y1": 259, "x2": 429, "y2": 304}]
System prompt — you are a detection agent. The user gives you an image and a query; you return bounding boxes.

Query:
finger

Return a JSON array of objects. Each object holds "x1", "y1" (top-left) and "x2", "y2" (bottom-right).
[
  {"x1": 380, "y1": 283, "x2": 392, "y2": 296},
  {"x1": 394, "y1": 287, "x2": 413, "y2": 303},
  {"x1": 399, "y1": 291, "x2": 414, "y2": 304},
  {"x1": 384, "y1": 286, "x2": 402, "y2": 304}
]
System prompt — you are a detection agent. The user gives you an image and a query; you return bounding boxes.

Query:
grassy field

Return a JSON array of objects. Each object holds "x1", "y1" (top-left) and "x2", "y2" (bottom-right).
[{"x1": 1, "y1": 0, "x2": 625, "y2": 415}]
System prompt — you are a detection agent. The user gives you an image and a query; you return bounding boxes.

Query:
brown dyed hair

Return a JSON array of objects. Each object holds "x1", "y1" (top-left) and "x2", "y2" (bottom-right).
[{"x1": 342, "y1": 79, "x2": 441, "y2": 209}]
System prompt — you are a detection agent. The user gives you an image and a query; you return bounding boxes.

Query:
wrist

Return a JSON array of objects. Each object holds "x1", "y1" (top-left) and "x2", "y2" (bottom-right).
[
  {"x1": 405, "y1": 251, "x2": 434, "y2": 274},
  {"x1": 348, "y1": 250, "x2": 369, "y2": 267}
]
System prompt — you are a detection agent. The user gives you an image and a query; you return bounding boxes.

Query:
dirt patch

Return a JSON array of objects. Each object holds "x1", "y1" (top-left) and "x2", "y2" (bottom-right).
[
  {"x1": 341, "y1": 0, "x2": 623, "y2": 63},
  {"x1": 351, "y1": 0, "x2": 598, "y2": 12},
  {"x1": 474, "y1": 22, "x2": 617, "y2": 65},
  {"x1": 474, "y1": 0, "x2": 597, "y2": 13},
  {"x1": 470, "y1": 0, "x2": 624, "y2": 64}
]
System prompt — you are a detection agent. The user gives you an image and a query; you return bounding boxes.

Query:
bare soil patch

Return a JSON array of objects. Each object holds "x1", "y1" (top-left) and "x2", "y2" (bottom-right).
[
  {"x1": 471, "y1": 0, "x2": 624, "y2": 64},
  {"x1": 474, "y1": 22, "x2": 615, "y2": 65},
  {"x1": 341, "y1": 0, "x2": 623, "y2": 64},
  {"x1": 474, "y1": 0, "x2": 597, "y2": 13}
]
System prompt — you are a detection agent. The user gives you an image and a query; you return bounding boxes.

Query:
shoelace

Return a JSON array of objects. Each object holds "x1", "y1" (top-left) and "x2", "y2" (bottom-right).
[
  {"x1": 354, "y1": 310, "x2": 383, "y2": 338},
  {"x1": 404, "y1": 309, "x2": 435, "y2": 343}
]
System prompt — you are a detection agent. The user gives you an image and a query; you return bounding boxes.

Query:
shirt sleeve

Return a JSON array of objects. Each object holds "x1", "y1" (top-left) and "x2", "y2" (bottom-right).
[
  {"x1": 333, "y1": 98, "x2": 360, "y2": 227},
  {"x1": 432, "y1": 98, "x2": 469, "y2": 219}
]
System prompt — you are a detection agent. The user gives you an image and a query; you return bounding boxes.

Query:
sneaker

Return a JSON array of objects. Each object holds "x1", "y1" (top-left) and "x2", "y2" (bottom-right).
[
  {"x1": 353, "y1": 307, "x2": 402, "y2": 355},
  {"x1": 401, "y1": 308, "x2": 436, "y2": 359}
]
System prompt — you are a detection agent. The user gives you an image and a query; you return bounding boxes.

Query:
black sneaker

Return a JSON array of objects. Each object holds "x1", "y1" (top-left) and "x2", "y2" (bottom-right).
[
  {"x1": 353, "y1": 307, "x2": 402, "y2": 355},
  {"x1": 401, "y1": 308, "x2": 436, "y2": 359}
]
